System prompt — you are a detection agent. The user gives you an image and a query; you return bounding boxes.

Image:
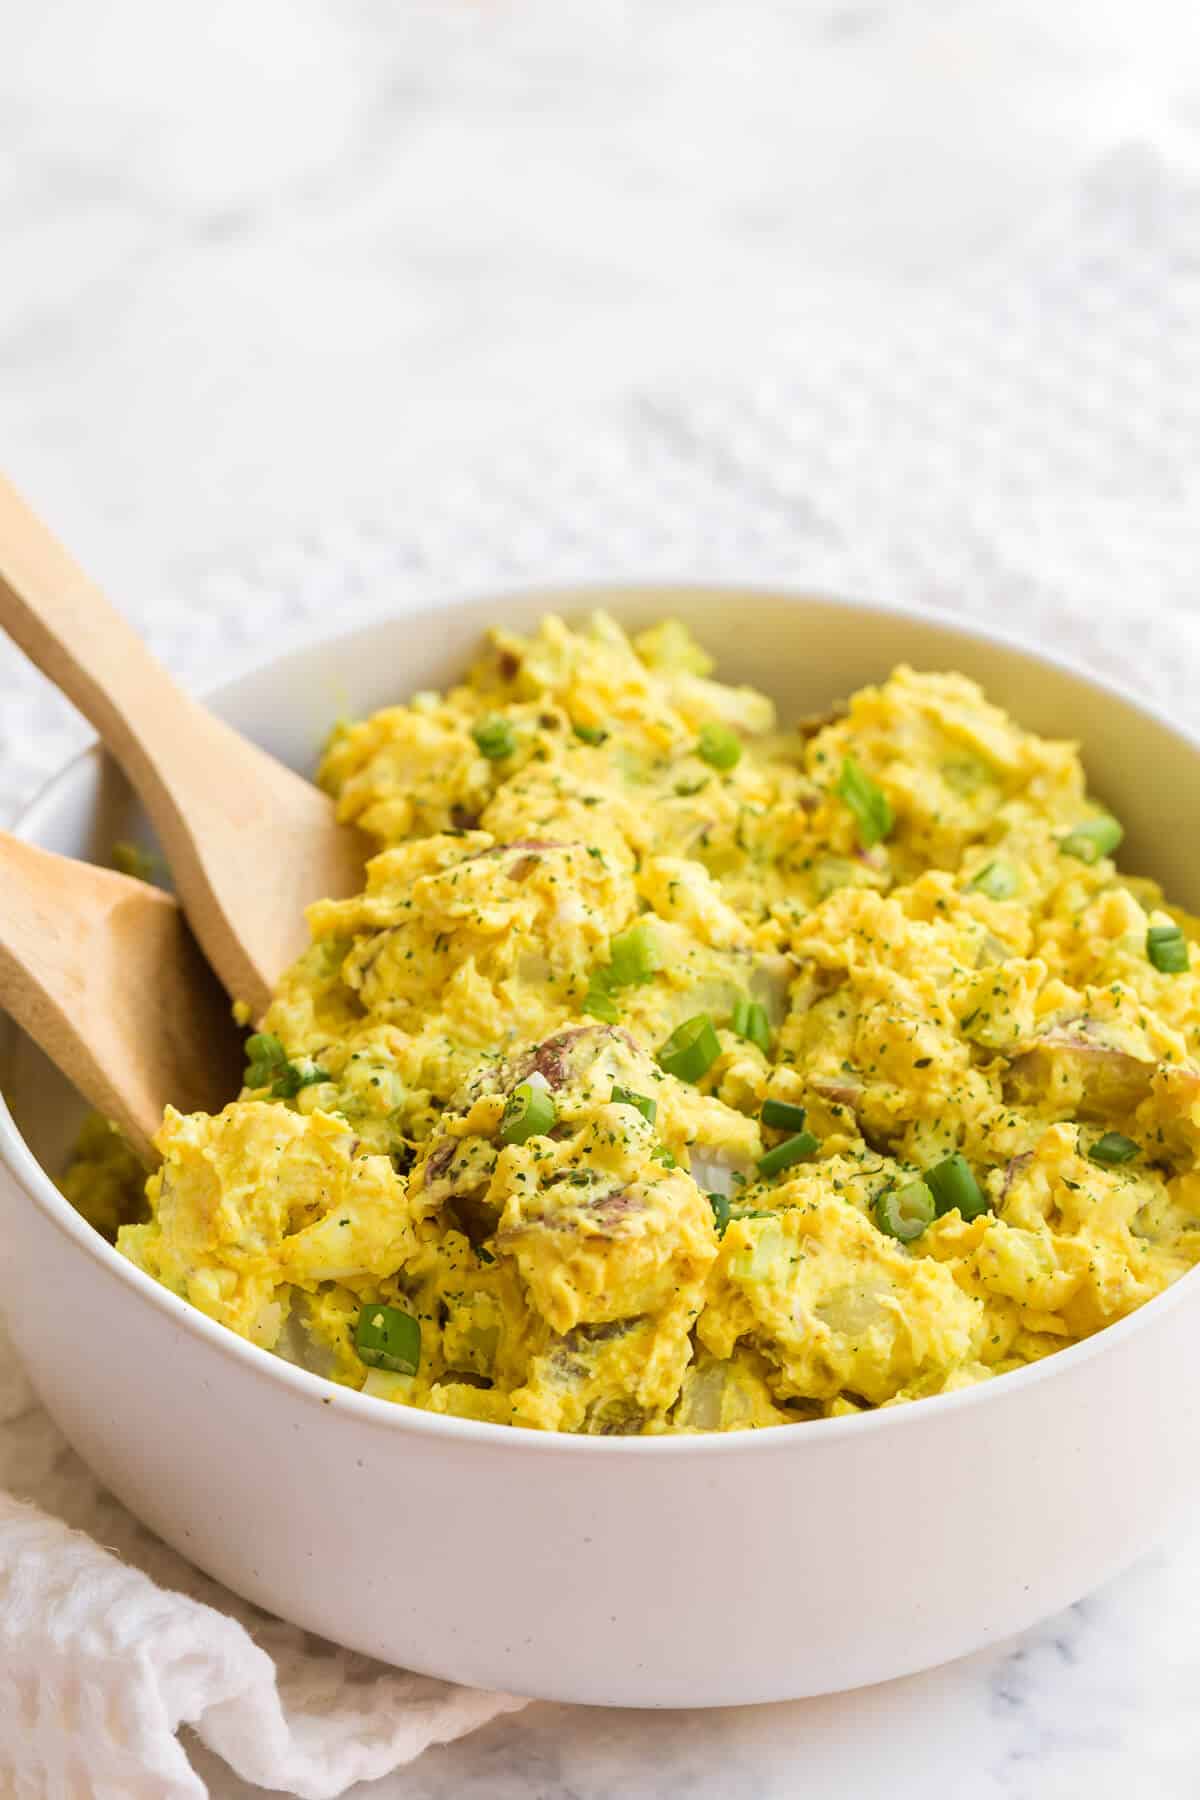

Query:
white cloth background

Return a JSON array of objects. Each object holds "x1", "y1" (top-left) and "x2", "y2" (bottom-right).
[{"x1": 0, "y1": 147, "x2": 1198, "y2": 1797}]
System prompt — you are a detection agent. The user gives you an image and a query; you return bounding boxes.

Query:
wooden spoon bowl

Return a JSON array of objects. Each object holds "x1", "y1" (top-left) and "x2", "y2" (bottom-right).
[{"x1": 0, "y1": 832, "x2": 244, "y2": 1162}]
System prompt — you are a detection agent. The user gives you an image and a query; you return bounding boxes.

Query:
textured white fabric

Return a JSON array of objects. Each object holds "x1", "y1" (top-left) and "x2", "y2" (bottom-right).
[
  {"x1": 0, "y1": 1340, "x2": 527, "y2": 1800},
  {"x1": 1, "y1": 146, "x2": 1199, "y2": 1796}
]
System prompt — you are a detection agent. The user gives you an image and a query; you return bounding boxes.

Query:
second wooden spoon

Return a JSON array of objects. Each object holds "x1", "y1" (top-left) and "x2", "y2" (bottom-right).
[{"x1": 0, "y1": 832, "x2": 243, "y2": 1163}]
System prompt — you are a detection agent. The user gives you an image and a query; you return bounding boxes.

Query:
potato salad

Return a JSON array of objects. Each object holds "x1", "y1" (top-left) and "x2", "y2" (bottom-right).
[{"x1": 64, "y1": 614, "x2": 1200, "y2": 1432}]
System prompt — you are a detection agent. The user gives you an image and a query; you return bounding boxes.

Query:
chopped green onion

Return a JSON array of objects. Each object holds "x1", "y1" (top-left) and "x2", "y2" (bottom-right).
[
  {"x1": 838, "y1": 755, "x2": 894, "y2": 849},
  {"x1": 731, "y1": 996, "x2": 771, "y2": 1053},
  {"x1": 472, "y1": 716, "x2": 517, "y2": 761},
  {"x1": 1060, "y1": 815, "x2": 1123, "y2": 864},
  {"x1": 608, "y1": 921, "x2": 660, "y2": 987},
  {"x1": 658, "y1": 1013, "x2": 721, "y2": 1083},
  {"x1": 729, "y1": 1219, "x2": 784, "y2": 1281},
  {"x1": 1088, "y1": 1131, "x2": 1140, "y2": 1167},
  {"x1": 925, "y1": 1152, "x2": 989, "y2": 1221},
  {"x1": 583, "y1": 922, "x2": 660, "y2": 1021},
  {"x1": 761, "y1": 1098, "x2": 808, "y2": 1133},
  {"x1": 651, "y1": 1144, "x2": 677, "y2": 1168},
  {"x1": 355, "y1": 1304, "x2": 421, "y2": 1375},
  {"x1": 243, "y1": 1033, "x2": 328, "y2": 1098},
  {"x1": 572, "y1": 722, "x2": 608, "y2": 745},
  {"x1": 499, "y1": 1081, "x2": 557, "y2": 1145},
  {"x1": 611, "y1": 1085, "x2": 657, "y2": 1124},
  {"x1": 270, "y1": 1060, "x2": 331, "y2": 1100},
  {"x1": 875, "y1": 1180, "x2": 936, "y2": 1242},
  {"x1": 757, "y1": 1130, "x2": 819, "y2": 1178},
  {"x1": 581, "y1": 971, "x2": 619, "y2": 1021},
  {"x1": 746, "y1": 1005, "x2": 771, "y2": 1055},
  {"x1": 708, "y1": 1192, "x2": 731, "y2": 1236},
  {"x1": 1147, "y1": 924, "x2": 1189, "y2": 975},
  {"x1": 696, "y1": 722, "x2": 743, "y2": 771},
  {"x1": 244, "y1": 1032, "x2": 288, "y2": 1088},
  {"x1": 969, "y1": 860, "x2": 1019, "y2": 901}
]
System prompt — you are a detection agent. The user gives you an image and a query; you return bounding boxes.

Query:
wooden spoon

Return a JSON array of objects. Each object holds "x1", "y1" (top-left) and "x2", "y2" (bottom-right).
[
  {"x1": 0, "y1": 474, "x2": 364, "y2": 1022},
  {"x1": 0, "y1": 833, "x2": 245, "y2": 1163}
]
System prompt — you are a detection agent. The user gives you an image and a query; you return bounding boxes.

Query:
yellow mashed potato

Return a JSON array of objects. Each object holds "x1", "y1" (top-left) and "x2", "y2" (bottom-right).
[{"x1": 65, "y1": 614, "x2": 1200, "y2": 1433}]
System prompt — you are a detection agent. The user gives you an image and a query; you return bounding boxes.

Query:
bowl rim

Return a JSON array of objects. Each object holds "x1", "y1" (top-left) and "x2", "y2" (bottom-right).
[{"x1": 4, "y1": 576, "x2": 1200, "y2": 1458}]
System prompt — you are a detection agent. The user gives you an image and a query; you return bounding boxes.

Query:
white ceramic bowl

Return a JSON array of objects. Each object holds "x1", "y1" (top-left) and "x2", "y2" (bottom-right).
[{"x1": 3, "y1": 584, "x2": 1200, "y2": 1708}]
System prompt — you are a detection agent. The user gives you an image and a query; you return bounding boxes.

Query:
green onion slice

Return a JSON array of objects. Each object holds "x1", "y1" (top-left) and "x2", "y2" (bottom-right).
[
  {"x1": 925, "y1": 1151, "x2": 989, "y2": 1221},
  {"x1": 572, "y1": 722, "x2": 608, "y2": 745},
  {"x1": 838, "y1": 755, "x2": 894, "y2": 849},
  {"x1": 875, "y1": 1180, "x2": 935, "y2": 1242},
  {"x1": 243, "y1": 1033, "x2": 328, "y2": 1097},
  {"x1": 969, "y1": 860, "x2": 1019, "y2": 901},
  {"x1": 270, "y1": 1060, "x2": 331, "y2": 1100},
  {"x1": 1147, "y1": 924, "x2": 1189, "y2": 975},
  {"x1": 611, "y1": 1085, "x2": 657, "y2": 1124},
  {"x1": 657, "y1": 1013, "x2": 721, "y2": 1083},
  {"x1": 1088, "y1": 1131, "x2": 1140, "y2": 1167},
  {"x1": 608, "y1": 921, "x2": 660, "y2": 987},
  {"x1": 499, "y1": 1080, "x2": 557, "y2": 1145},
  {"x1": 696, "y1": 722, "x2": 743, "y2": 771},
  {"x1": 244, "y1": 1031, "x2": 288, "y2": 1088},
  {"x1": 583, "y1": 922, "x2": 660, "y2": 1020},
  {"x1": 747, "y1": 1004, "x2": 771, "y2": 1055},
  {"x1": 732, "y1": 996, "x2": 771, "y2": 1053},
  {"x1": 757, "y1": 1130, "x2": 819, "y2": 1178},
  {"x1": 1059, "y1": 815, "x2": 1123, "y2": 864},
  {"x1": 581, "y1": 971, "x2": 619, "y2": 1022},
  {"x1": 728, "y1": 1219, "x2": 784, "y2": 1281},
  {"x1": 708, "y1": 1192, "x2": 731, "y2": 1236},
  {"x1": 761, "y1": 1098, "x2": 808, "y2": 1133},
  {"x1": 355, "y1": 1304, "x2": 421, "y2": 1376},
  {"x1": 472, "y1": 716, "x2": 518, "y2": 761}
]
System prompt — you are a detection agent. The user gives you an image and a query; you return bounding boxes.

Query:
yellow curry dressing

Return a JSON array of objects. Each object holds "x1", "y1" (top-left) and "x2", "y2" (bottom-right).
[{"x1": 65, "y1": 614, "x2": 1200, "y2": 1433}]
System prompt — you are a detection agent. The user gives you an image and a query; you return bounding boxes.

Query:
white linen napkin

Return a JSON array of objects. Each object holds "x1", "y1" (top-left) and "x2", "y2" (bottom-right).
[{"x1": 1, "y1": 145, "x2": 1198, "y2": 1797}]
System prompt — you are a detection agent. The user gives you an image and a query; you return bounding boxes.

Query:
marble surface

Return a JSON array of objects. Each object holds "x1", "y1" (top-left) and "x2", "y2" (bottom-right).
[
  {"x1": 5, "y1": 2, "x2": 1200, "y2": 1795},
  {"x1": 183, "y1": 1516, "x2": 1200, "y2": 1797}
]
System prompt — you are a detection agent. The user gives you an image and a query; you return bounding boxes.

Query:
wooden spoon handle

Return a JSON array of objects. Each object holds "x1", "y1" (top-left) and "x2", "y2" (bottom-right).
[
  {"x1": 0, "y1": 833, "x2": 243, "y2": 1164},
  {"x1": 0, "y1": 475, "x2": 249, "y2": 792},
  {"x1": 0, "y1": 473, "x2": 297, "y2": 812},
  {"x1": 0, "y1": 473, "x2": 358, "y2": 1016}
]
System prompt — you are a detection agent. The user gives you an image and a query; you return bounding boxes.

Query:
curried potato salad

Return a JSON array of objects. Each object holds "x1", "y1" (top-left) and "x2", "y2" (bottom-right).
[{"x1": 63, "y1": 614, "x2": 1200, "y2": 1432}]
